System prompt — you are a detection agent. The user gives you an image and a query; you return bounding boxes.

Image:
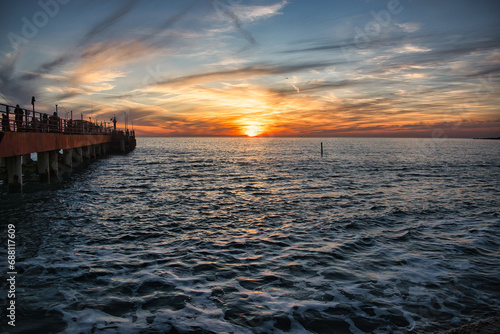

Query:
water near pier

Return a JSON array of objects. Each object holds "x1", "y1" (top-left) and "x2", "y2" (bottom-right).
[{"x1": 1, "y1": 137, "x2": 499, "y2": 333}]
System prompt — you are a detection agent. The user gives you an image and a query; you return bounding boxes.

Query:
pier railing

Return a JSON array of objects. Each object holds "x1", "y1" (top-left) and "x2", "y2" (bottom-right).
[{"x1": 0, "y1": 102, "x2": 134, "y2": 136}]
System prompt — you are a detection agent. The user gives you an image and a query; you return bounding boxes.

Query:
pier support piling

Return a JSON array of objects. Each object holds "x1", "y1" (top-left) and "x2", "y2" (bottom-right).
[
  {"x1": 82, "y1": 146, "x2": 90, "y2": 160},
  {"x1": 63, "y1": 148, "x2": 73, "y2": 169},
  {"x1": 22, "y1": 154, "x2": 32, "y2": 165},
  {"x1": 6, "y1": 155, "x2": 22, "y2": 193},
  {"x1": 73, "y1": 147, "x2": 83, "y2": 167},
  {"x1": 38, "y1": 151, "x2": 50, "y2": 183},
  {"x1": 102, "y1": 143, "x2": 108, "y2": 156},
  {"x1": 49, "y1": 150, "x2": 59, "y2": 181},
  {"x1": 95, "y1": 144, "x2": 101, "y2": 158},
  {"x1": 120, "y1": 138, "x2": 126, "y2": 153},
  {"x1": 0, "y1": 158, "x2": 7, "y2": 182}
]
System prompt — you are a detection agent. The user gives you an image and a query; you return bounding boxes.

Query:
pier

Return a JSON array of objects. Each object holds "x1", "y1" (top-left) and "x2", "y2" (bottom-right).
[{"x1": 0, "y1": 102, "x2": 136, "y2": 192}]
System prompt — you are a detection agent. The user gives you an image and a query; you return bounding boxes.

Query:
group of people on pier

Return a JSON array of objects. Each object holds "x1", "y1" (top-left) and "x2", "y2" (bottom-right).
[
  {"x1": 1, "y1": 103, "x2": 131, "y2": 136},
  {"x1": 2, "y1": 104, "x2": 63, "y2": 133}
]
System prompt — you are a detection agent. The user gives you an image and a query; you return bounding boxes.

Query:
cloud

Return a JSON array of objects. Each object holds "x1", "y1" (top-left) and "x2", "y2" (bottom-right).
[
  {"x1": 152, "y1": 61, "x2": 344, "y2": 88},
  {"x1": 213, "y1": 0, "x2": 288, "y2": 47},
  {"x1": 395, "y1": 22, "x2": 421, "y2": 33},
  {"x1": 393, "y1": 44, "x2": 431, "y2": 54},
  {"x1": 280, "y1": 38, "x2": 359, "y2": 54},
  {"x1": 45, "y1": 41, "x2": 152, "y2": 101},
  {"x1": 20, "y1": 1, "x2": 194, "y2": 84},
  {"x1": 24, "y1": 1, "x2": 197, "y2": 104},
  {"x1": 232, "y1": 0, "x2": 288, "y2": 22},
  {"x1": 19, "y1": 1, "x2": 140, "y2": 80},
  {"x1": 82, "y1": 0, "x2": 139, "y2": 43},
  {"x1": 0, "y1": 51, "x2": 34, "y2": 105},
  {"x1": 466, "y1": 64, "x2": 500, "y2": 79},
  {"x1": 219, "y1": 7, "x2": 257, "y2": 46}
]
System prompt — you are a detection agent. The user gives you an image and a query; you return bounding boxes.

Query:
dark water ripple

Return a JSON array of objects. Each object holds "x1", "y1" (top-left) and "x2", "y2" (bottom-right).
[{"x1": 1, "y1": 138, "x2": 499, "y2": 333}]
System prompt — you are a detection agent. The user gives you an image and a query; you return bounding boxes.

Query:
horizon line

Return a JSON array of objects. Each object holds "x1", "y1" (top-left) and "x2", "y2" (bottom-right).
[{"x1": 134, "y1": 135, "x2": 499, "y2": 139}]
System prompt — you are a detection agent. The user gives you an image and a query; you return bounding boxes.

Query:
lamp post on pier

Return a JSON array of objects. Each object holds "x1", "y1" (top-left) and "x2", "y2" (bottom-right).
[{"x1": 31, "y1": 96, "x2": 36, "y2": 126}]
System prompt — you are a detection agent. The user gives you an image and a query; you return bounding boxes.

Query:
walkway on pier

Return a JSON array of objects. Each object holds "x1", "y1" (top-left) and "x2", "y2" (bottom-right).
[{"x1": 0, "y1": 103, "x2": 136, "y2": 192}]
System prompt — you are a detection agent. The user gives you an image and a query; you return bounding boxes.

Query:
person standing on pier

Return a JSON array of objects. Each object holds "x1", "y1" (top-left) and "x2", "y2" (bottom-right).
[
  {"x1": 42, "y1": 113, "x2": 49, "y2": 132},
  {"x1": 25, "y1": 109, "x2": 30, "y2": 131},
  {"x1": 49, "y1": 112, "x2": 58, "y2": 132},
  {"x1": 14, "y1": 104, "x2": 23, "y2": 131},
  {"x1": 2, "y1": 110, "x2": 10, "y2": 131},
  {"x1": 111, "y1": 115, "x2": 117, "y2": 133}
]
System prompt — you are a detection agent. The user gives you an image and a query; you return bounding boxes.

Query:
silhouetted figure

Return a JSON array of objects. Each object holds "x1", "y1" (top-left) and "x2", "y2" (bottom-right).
[
  {"x1": 14, "y1": 104, "x2": 23, "y2": 131},
  {"x1": 2, "y1": 107, "x2": 10, "y2": 131},
  {"x1": 111, "y1": 115, "x2": 117, "y2": 133},
  {"x1": 43, "y1": 114, "x2": 49, "y2": 132},
  {"x1": 30, "y1": 117, "x2": 40, "y2": 132},
  {"x1": 49, "y1": 112, "x2": 58, "y2": 132},
  {"x1": 56, "y1": 113, "x2": 61, "y2": 132},
  {"x1": 66, "y1": 119, "x2": 72, "y2": 134},
  {"x1": 25, "y1": 109, "x2": 30, "y2": 131}
]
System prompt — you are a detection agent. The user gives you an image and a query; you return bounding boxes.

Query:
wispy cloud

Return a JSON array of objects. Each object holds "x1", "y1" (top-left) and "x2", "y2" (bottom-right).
[
  {"x1": 395, "y1": 22, "x2": 421, "y2": 33},
  {"x1": 151, "y1": 61, "x2": 343, "y2": 88},
  {"x1": 232, "y1": 0, "x2": 288, "y2": 22},
  {"x1": 0, "y1": 52, "x2": 30, "y2": 105},
  {"x1": 392, "y1": 44, "x2": 431, "y2": 54},
  {"x1": 82, "y1": 0, "x2": 139, "y2": 43},
  {"x1": 219, "y1": 8, "x2": 257, "y2": 46},
  {"x1": 11, "y1": 1, "x2": 197, "y2": 105},
  {"x1": 213, "y1": 0, "x2": 288, "y2": 47}
]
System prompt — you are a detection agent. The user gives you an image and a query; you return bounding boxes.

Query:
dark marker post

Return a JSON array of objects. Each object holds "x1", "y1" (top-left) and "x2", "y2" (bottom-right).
[{"x1": 321, "y1": 142, "x2": 323, "y2": 157}]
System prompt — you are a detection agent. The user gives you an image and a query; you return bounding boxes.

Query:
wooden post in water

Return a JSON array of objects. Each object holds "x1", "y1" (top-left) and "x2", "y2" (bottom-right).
[{"x1": 321, "y1": 142, "x2": 323, "y2": 157}]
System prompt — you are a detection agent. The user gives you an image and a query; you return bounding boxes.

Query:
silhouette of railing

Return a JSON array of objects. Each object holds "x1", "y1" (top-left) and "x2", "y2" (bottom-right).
[{"x1": 0, "y1": 102, "x2": 134, "y2": 136}]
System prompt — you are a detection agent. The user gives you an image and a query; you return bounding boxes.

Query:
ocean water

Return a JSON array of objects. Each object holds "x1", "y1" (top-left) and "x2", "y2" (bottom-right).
[{"x1": 1, "y1": 137, "x2": 499, "y2": 334}]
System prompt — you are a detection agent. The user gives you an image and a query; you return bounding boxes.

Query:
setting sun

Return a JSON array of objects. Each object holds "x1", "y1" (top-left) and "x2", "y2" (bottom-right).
[{"x1": 244, "y1": 125, "x2": 261, "y2": 137}]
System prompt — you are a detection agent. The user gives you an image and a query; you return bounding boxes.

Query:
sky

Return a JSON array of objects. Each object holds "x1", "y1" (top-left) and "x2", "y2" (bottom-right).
[{"x1": 0, "y1": 0, "x2": 499, "y2": 137}]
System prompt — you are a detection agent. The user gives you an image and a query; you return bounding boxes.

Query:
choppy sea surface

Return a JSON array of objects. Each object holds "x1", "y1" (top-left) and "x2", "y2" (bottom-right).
[{"x1": 1, "y1": 137, "x2": 499, "y2": 334}]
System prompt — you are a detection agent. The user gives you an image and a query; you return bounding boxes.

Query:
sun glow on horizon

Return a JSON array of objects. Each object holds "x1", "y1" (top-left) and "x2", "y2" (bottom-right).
[{"x1": 244, "y1": 125, "x2": 262, "y2": 137}]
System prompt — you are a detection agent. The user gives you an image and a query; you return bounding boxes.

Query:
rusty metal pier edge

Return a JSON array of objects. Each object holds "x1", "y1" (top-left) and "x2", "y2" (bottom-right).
[{"x1": 0, "y1": 103, "x2": 136, "y2": 193}]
